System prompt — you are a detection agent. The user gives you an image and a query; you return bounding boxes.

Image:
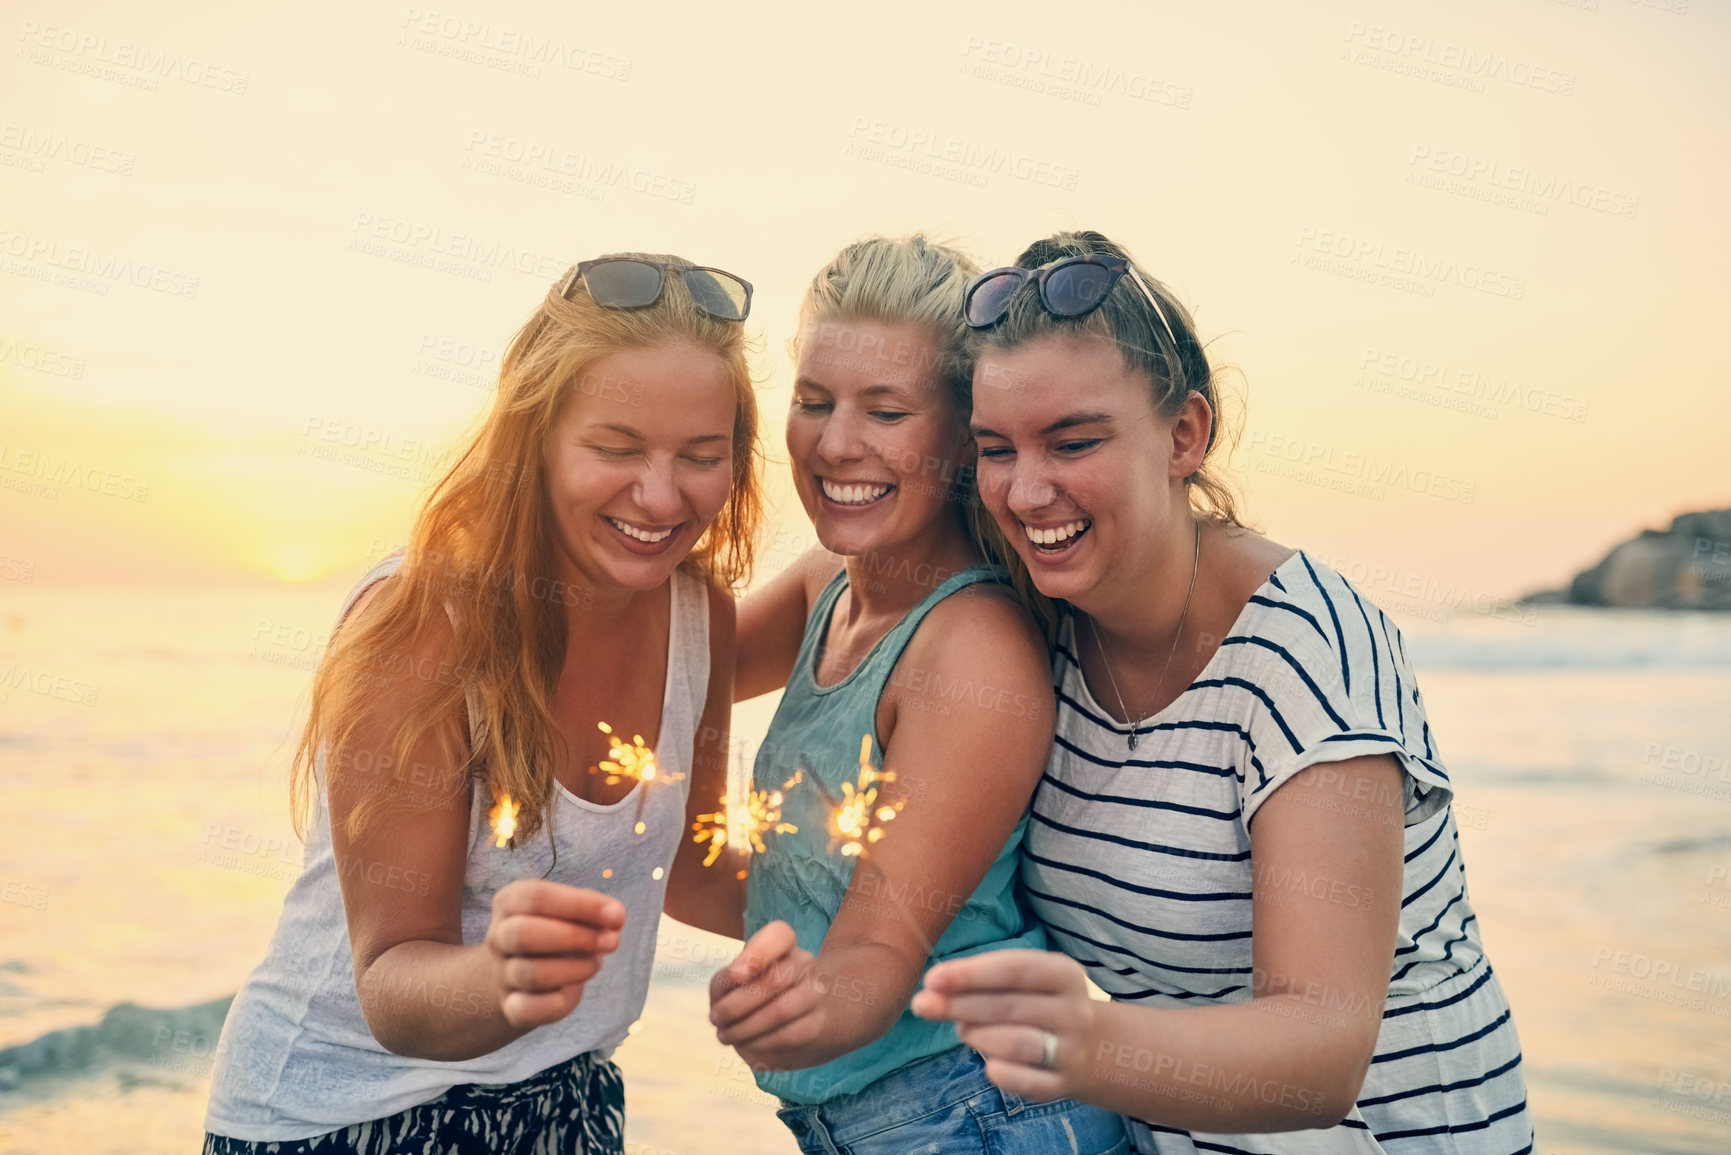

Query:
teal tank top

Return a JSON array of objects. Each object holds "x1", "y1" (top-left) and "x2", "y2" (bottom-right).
[{"x1": 741, "y1": 564, "x2": 1047, "y2": 1104}]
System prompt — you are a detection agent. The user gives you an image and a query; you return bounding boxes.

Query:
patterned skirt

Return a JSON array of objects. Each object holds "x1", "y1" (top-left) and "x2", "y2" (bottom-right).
[{"x1": 201, "y1": 1050, "x2": 625, "y2": 1155}]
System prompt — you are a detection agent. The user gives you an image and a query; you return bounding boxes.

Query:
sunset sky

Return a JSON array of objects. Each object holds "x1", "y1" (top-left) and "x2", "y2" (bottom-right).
[{"x1": 4, "y1": 0, "x2": 1727, "y2": 606}]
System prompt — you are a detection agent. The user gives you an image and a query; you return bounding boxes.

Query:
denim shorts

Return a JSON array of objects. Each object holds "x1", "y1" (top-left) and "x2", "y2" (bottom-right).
[{"x1": 775, "y1": 1044, "x2": 1128, "y2": 1155}]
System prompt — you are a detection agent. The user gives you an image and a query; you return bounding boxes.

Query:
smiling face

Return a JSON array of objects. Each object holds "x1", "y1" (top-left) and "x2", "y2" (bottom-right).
[
  {"x1": 971, "y1": 332, "x2": 1200, "y2": 608},
  {"x1": 785, "y1": 318, "x2": 971, "y2": 559},
  {"x1": 542, "y1": 341, "x2": 736, "y2": 594}
]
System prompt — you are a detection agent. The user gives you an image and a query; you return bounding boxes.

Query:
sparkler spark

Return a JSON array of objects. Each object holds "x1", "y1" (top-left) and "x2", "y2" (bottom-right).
[
  {"x1": 796, "y1": 736, "x2": 931, "y2": 958},
  {"x1": 488, "y1": 791, "x2": 519, "y2": 848},
  {"x1": 488, "y1": 721, "x2": 676, "y2": 853},
  {"x1": 828, "y1": 735, "x2": 902, "y2": 858},
  {"x1": 691, "y1": 769, "x2": 803, "y2": 867},
  {"x1": 593, "y1": 721, "x2": 674, "y2": 786},
  {"x1": 591, "y1": 721, "x2": 682, "y2": 835}
]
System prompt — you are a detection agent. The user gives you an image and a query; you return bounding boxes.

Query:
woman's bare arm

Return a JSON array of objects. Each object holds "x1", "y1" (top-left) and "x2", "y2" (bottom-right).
[
  {"x1": 331, "y1": 584, "x2": 624, "y2": 1061},
  {"x1": 734, "y1": 547, "x2": 841, "y2": 702},
  {"x1": 914, "y1": 754, "x2": 1406, "y2": 1132},
  {"x1": 663, "y1": 584, "x2": 747, "y2": 938},
  {"x1": 710, "y1": 588, "x2": 1055, "y2": 1069}
]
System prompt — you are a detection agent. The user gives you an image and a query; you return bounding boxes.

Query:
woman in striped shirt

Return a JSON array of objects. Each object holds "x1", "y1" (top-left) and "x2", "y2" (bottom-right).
[{"x1": 912, "y1": 229, "x2": 1534, "y2": 1154}]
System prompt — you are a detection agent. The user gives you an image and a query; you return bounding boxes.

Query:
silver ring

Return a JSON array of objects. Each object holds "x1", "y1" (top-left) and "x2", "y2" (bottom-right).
[{"x1": 1037, "y1": 1028, "x2": 1058, "y2": 1071}]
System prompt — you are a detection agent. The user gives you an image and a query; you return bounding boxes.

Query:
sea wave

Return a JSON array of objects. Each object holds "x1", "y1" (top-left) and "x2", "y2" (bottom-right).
[
  {"x1": 1649, "y1": 832, "x2": 1731, "y2": 857},
  {"x1": 1404, "y1": 609, "x2": 1731, "y2": 672},
  {"x1": 0, "y1": 996, "x2": 231, "y2": 1092}
]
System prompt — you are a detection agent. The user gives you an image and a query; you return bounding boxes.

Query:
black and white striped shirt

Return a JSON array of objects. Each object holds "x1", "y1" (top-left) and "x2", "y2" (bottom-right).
[{"x1": 1022, "y1": 551, "x2": 1533, "y2": 1154}]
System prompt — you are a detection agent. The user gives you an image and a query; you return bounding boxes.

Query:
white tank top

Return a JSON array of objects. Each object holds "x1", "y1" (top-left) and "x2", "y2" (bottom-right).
[{"x1": 205, "y1": 555, "x2": 710, "y2": 1142}]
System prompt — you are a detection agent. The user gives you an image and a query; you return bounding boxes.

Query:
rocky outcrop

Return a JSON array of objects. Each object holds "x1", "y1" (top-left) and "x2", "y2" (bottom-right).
[{"x1": 1558, "y1": 509, "x2": 1731, "y2": 609}]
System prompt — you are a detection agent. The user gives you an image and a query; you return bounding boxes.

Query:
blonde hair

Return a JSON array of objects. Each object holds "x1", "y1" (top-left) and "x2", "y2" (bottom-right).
[
  {"x1": 792, "y1": 234, "x2": 979, "y2": 395},
  {"x1": 292, "y1": 253, "x2": 763, "y2": 847},
  {"x1": 792, "y1": 233, "x2": 1018, "y2": 564},
  {"x1": 964, "y1": 230, "x2": 1245, "y2": 637}
]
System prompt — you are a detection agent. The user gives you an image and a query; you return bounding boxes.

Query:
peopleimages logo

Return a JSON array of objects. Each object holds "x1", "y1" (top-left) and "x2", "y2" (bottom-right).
[
  {"x1": 1294, "y1": 227, "x2": 1525, "y2": 299},
  {"x1": 0, "y1": 337, "x2": 86, "y2": 380},
  {"x1": 1357, "y1": 347, "x2": 1590, "y2": 423},
  {"x1": 1587, "y1": 946, "x2": 1731, "y2": 1007},
  {"x1": 15, "y1": 20, "x2": 251, "y2": 94},
  {"x1": 0, "y1": 123, "x2": 136, "y2": 175},
  {"x1": 957, "y1": 36, "x2": 1193, "y2": 110},
  {"x1": 1407, "y1": 146, "x2": 1639, "y2": 219},
  {"x1": 0, "y1": 228, "x2": 200, "y2": 299},
  {"x1": 461, "y1": 132, "x2": 696, "y2": 204},
  {"x1": 397, "y1": 8, "x2": 631, "y2": 80},
  {"x1": 1244, "y1": 430, "x2": 1477, "y2": 504},
  {"x1": 0, "y1": 878, "x2": 50, "y2": 911},
  {"x1": 1342, "y1": 22, "x2": 1577, "y2": 95},
  {"x1": 0, "y1": 664, "x2": 100, "y2": 707},
  {"x1": 1312, "y1": 551, "x2": 1536, "y2": 628},
  {"x1": 346, "y1": 211, "x2": 566, "y2": 282},
  {"x1": 0, "y1": 444, "x2": 150, "y2": 502},
  {"x1": 845, "y1": 117, "x2": 1080, "y2": 191}
]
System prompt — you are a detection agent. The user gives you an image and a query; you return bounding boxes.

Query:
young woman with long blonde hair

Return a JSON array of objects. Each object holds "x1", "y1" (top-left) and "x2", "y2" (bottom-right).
[{"x1": 203, "y1": 255, "x2": 763, "y2": 1155}]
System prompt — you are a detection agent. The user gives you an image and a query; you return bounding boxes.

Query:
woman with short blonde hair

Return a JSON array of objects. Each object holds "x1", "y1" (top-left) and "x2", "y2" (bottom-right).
[{"x1": 711, "y1": 235, "x2": 1127, "y2": 1155}]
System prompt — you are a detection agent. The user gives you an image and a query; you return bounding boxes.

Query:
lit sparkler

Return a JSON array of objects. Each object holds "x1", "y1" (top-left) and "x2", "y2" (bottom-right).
[
  {"x1": 488, "y1": 790, "x2": 519, "y2": 848},
  {"x1": 487, "y1": 720, "x2": 678, "y2": 858},
  {"x1": 591, "y1": 720, "x2": 683, "y2": 833},
  {"x1": 594, "y1": 721, "x2": 677, "y2": 786},
  {"x1": 827, "y1": 734, "x2": 903, "y2": 857},
  {"x1": 691, "y1": 768, "x2": 803, "y2": 869},
  {"x1": 798, "y1": 735, "x2": 929, "y2": 957}
]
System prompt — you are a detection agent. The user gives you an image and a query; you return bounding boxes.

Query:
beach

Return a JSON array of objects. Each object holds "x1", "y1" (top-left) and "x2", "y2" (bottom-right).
[{"x1": 1, "y1": 583, "x2": 1728, "y2": 1152}]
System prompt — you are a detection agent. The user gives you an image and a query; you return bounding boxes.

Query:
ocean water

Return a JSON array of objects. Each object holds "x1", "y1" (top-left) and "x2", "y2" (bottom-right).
[{"x1": 1, "y1": 586, "x2": 1728, "y2": 1154}]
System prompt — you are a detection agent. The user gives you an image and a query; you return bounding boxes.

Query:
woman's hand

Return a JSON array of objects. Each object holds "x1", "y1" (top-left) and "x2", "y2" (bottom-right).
[
  {"x1": 912, "y1": 949, "x2": 1100, "y2": 1101},
  {"x1": 708, "y1": 920, "x2": 825, "y2": 1070},
  {"x1": 485, "y1": 879, "x2": 625, "y2": 1028}
]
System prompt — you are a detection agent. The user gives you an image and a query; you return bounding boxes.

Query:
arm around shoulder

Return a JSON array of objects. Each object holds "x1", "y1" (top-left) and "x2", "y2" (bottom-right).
[
  {"x1": 664, "y1": 581, "x2": 747, "y2": 938},
  {"x1": 734, "y1": 546, "x2": 841, "y2": 702},
  {"x1": 708, "y1": 586, "x2": 1058, "y2": 1072},
  {"x1": 329, "y1": 582, "x2": 624, "y2": 1061}
]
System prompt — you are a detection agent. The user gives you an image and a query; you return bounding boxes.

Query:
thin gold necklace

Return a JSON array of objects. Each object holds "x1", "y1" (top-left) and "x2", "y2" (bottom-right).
[{"x1": 1087, "y1": 517, "x2": 1201, "y2": 751}]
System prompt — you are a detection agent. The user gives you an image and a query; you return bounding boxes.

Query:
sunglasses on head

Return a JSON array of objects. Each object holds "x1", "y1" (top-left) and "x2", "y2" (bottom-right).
[
  {"x1": 560, "y1": 258, "x2": 753, "y2": 322},
  {"x1": 963, "y1": 253, "x2": 1178, "y2": 352}
]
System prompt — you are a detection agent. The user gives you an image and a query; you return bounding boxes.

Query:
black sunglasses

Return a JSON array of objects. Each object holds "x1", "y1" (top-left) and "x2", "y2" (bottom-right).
[
  {"x1": 963, "y1": 253, "x2": 1177, "y2": 352},
  {"x1": 560, "y1": 258, "x2": 753, "y2": 322}
]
